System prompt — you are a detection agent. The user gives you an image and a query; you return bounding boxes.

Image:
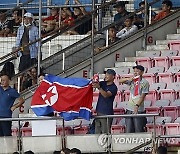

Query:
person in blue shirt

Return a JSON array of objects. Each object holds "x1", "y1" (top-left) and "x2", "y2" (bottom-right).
[
  {"x1": 92, "y1": 69, "x2": 117, "y2": 134},
  {"x1": 0, "y1": 74, "x2": 24, "y2": 136}
]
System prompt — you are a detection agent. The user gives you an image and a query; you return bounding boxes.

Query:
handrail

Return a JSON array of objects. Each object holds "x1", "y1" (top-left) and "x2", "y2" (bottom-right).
[{"x1": 0, "y1": 113, "x2": 159, "y2": 121}]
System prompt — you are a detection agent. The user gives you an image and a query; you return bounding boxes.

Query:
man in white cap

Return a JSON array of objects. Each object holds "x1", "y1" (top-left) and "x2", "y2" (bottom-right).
[{"x1": 16, "y1": 12, "x2": 39, "y2": 72}]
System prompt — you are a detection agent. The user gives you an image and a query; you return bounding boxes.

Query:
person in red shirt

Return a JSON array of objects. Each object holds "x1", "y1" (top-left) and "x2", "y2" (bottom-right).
[
  {"x1": 154, "y1": 0, "x2": 173, "y2": 21},
  {"x1": 42, "y1": 7, "x2": 59, "y2": 34}
]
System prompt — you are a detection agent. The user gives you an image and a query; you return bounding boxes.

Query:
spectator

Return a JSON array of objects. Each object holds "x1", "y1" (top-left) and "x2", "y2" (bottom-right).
[
  {"x1": 70, "y1": 148, "x2": 81, "y2": 154},
  {"x1": 21, "y1": 67, "x2": 37, "y2": 91},
  {"x1": 134, "y1": 1, "x2": 156, "y2": 29},
  {"x1": 119, "y1": 65, "x2": 149, "y2": 133},
  {"x1": 116, "y1": 16, "x2": 138, "y2": 40},
  {"x1": 8, "y1": 9, "x2": 23, "y2": 36},
  {"x1": 113, "y1": 2, "x2": 130, "y2": 30},
  {"x1": 16, "y1": 12, "x2": 38, "y2": 72},
  {"x1": 67, "y1": 0, "x2": 92, "y2": 35},
  {"x1": 95, "y1": 26, "x2": 119, "y2": 53},
  {"x1": 0, "y1": 61, "x2": 15, "y2": 79},
  {"x1": 157, "y1": 146, "x2": 167, "y2": 154},
  {"x1": 60, "y1": 148, "x2": 71, "y2": 154},
  {"x1": 0, "y1": 74, "x2": 24, "y2": 136},
  {"x1": 0, "y1": 10, "x2": 11, "y2": 37},
  {"x1": 154, "y1": 0, "x2": 173, "y2": 21},
  {"x1": 92, "y1": 69, "x2": 117, "y2": 134},
  {"x1": 42, "y1": 7, "x2": 59, "y2": 35},
  {"x1": 38, "y1": 72, "x2": 45, "y2": 84}
]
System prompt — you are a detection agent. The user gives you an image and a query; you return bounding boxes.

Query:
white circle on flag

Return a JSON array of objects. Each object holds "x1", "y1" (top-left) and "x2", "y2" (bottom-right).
[{"x1": 41, "y1": 86, "x2": 58, "y2": 106}]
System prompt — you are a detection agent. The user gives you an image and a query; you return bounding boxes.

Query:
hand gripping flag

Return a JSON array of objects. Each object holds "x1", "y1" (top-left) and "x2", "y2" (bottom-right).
[{"x1": 31, "y1": 74, "x2": 93, "y2": 121}]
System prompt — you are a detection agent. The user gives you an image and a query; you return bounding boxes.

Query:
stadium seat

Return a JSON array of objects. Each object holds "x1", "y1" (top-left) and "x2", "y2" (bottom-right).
[
  {"x1": 136, "y1": 57, "x2": 153, "y2": 69},
  {"x1": 56, "y1": 127, "x2": 72, "y2": 135},
  {"x1": 143, "y1": 73, "x2": 156, "y2": 84},
  {"x1": 74, "y1": 126, "x2": 89, "y2": 134},
  {"x1": 114, "y1": 101, "x2": 126, "y2": 115},
  {"x1": 165, "y1": 123, "x2": 180, "y2": 135},
  {"x1": 175, "y1": 72, "x2": 180, "y2": 82},
  {"x1": 175, "y1": 117, "x2": 180, "y2": 123},
  {"x1": 116, "y1": 67, "x2": 130, "y2": 75},
  {"x1": 145, "y1": 83, "x2": 167, "y2": 104},
  {"x1": 163, "y1": 99, "x2": 180, "y2": 121},
  {"x1": 157, "y1": 72, "x2": 174, "y2": 84},
  {"x1": 154, "y1": 56, "x2": 170, "y2": 71},
  {"x1": 167, "y1": 82, "x2": 180, "y2": 97},
  {"x1": 146, "y1": 100, "x2": 170, "y2": 116},
  {"x1": 169, "y1": 41, "x2": 180, "y2": 52},
  {"x1": 146, "y1": 117, "x2": 172, "y2": 136},
  {"x1": 159, "y1": 89, "x2": 176, "y2": 102},
  {"x1": 111, "y1": 118, "x2": 125, "y2": 134},
  {"x1": 12, "y1": 128, "x2": 18, "y2": 136},
  {"x1": 167, "y1": 66, "x2": 180, "y2": 74},
  {"x1": 21, "y1": 127, "x2": 32, "y2": 136},
  {"x1": 122, "y1": 90, "x2": 130, "y2": 102},
  {"x1": 147, "y1": 66, "x2": 165, "y2": 74},
  {"x1": 172, "y1": 56, "x2": 180, "y2": 66},
  {"x1": 144, "y1": 100, "x2": 152, "y2": 108},
  {"x1": 161, "y1": 50, "x2": 178, "y2": 57}
]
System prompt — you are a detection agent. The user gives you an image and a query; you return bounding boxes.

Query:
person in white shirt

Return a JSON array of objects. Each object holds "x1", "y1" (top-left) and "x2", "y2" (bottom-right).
[{"x1": 116, "y1": 16, "x2": 138, "y2": 39}]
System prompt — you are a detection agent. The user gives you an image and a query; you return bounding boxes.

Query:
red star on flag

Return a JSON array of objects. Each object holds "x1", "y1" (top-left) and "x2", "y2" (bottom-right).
[{"x1": 44, "y1": 88, "x2": 56, "y2": 103}]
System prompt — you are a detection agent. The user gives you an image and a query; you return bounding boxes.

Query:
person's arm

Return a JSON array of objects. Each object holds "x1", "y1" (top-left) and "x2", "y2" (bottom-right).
[
  {"x1": 74, "y1": 0, "x2": 87, "y2": 15},
  {"x1": 11, "y1": 97, "x2": 25, "y2": 111},
  {"x1": 92, "y1": 82, "x2": 112, "y2": 98},
  {"x1": 117, "y1": 25, "x2": 138, "y2": 39},
  {"x1": 119, "y1": 77, "x2": 133, "y2": 84}
]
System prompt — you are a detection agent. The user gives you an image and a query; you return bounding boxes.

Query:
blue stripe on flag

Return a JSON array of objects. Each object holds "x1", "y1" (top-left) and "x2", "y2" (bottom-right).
[
  {"x1": 32, "y1": 106, "x2": 54, "y2": 116},
  {"x1": 59, "y1": 109, "x2": 91, "y2": 121},
  {"x1": 44, "y1": 74, "x2": 91, "y2": 87}
]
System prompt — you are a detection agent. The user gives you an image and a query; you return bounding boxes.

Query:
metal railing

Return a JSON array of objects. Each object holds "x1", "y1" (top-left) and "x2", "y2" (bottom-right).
[{"x1": 0, "y1": 113, "x2": 160, "y2": 153}]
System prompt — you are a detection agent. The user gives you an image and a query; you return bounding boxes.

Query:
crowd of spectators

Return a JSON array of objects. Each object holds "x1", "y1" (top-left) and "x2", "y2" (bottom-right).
[{"x1": 0, "y1": 0, "x2": 174, "y2": 92}]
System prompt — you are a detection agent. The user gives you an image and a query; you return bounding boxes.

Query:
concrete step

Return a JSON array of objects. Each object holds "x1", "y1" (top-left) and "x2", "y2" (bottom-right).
[
  {"x1": 177, "y1": 29, "x2": 180, "y2": 34},
  {"x1": 114, "y1": 62, "x2": 136, "y2": 67},
  {"x1": 136, "y1": 50, "x2": 161, "y2": 58},
  {"x1": 156, "y1": 40, "x2": 178, "y2": 45},
  {"x1": 146, "y1": 45, "x2": 169, "y2": 50},
  {"x1": 125, "y1": 57, "x2": 137, "y2": 62},
  {"x1": 167, "y1": 34, "x2": 180, "y2": 40}
]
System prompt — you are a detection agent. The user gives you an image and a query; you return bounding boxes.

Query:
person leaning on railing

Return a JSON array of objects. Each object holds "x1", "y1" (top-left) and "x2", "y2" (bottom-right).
[
  {"x1": 0, "y1": 73, "x2": 25, "y2": 136},
  {"x1": 119, "y1": 65, "x2": 150, "y2": 133}
]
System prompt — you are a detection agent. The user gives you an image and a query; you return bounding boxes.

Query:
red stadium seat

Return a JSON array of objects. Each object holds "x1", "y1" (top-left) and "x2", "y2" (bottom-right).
[
  {"x1": 154, "y1": 56, "x2": 170, "y2": 71},
  {"x1": 74, "y1": 126, "x2": 89, "y2": 134},
  {"x1": 159, "y1": 89, "x2": 176, "y2": 102},
  {"x1": 143, "y1": 73, "x2": 157, "y2": 84},
  {"x1": 111, "y1": 118, "x2": 125, "y2": 134},
  {"x1": 21, "y1": 127, "x2": 32, "y2": 136},
  {"x1": 56, "y1": 127, "x2": 72, "y2": 135},
  {"x1": 169, "y1": 41, "x2": 180, "y2": 52},
  {"x1": 172, "y1": 56, "x2": 180, "y2": 66},
  {"x1": 136, "y1": 57, "x2": 153, "y2": 69},
  {"x1": 157, "y1": 73, "x2": 175, "y2": 84},
  {"x1": 147, "y1": 66, "x2": 165, "y2": 74},
  {"x1": 165, "y1": 123, "x2": 180, "y2": 135}
]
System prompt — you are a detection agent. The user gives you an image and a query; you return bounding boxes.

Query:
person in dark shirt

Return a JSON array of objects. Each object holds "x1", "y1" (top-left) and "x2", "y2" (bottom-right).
[
  {"x1": 92, "y1": 69, "x2": 117, "y2": 134},
  {"x1": 8, "y1": 9, "x2": 23, "y2": 36},
  {"x1": 113, "y1": 2, "x2": 130, "y2": 30},
  {"x1": 0, "y1": 10, "x2": 11, "y2": 37},
  {"x1": 95, "y1": 26, "x2": 119, "y2": 53}
]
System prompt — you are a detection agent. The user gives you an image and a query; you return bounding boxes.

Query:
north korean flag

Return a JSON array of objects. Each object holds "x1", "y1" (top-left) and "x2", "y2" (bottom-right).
[{"x1": 31, "y1": 74, "x2": 93, "y2": 121}]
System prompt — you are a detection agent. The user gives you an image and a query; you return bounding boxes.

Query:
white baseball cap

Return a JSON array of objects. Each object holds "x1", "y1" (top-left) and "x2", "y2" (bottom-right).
[{"x1": 24, "y1": 12, "x2": 33, "y2": 18}]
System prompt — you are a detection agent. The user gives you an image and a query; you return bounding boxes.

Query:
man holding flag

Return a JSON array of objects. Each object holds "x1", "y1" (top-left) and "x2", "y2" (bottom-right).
[
  {"x1": 92, "y1": 69, "x2": 117, "y2": 134},
  {"x1": 119, "y1": 65, "x2": 149, "y2": 133}
]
